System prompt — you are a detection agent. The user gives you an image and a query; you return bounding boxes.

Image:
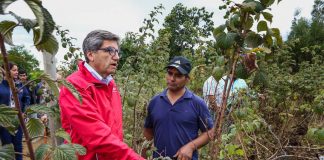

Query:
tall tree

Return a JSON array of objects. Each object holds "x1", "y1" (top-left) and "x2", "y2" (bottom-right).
[
  {"x1": 159, "y1": 3, "x2": 214, "y2": 57},
  {"x1": 286, "y1": 0, "x2": 324, "y2": 72},
  {"x1": 1, "y1": 45, "x2": 40, "y2": 73}
]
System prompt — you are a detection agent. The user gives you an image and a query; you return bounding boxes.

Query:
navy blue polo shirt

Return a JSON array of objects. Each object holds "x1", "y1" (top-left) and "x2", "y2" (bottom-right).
[{"x1": 144, "y1": 88, "x2": 213, "y2": 159}]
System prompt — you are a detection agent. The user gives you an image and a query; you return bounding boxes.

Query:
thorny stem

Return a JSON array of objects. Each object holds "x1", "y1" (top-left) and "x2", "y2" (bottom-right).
[{"x1": 0, "y1": 34, "x2": 36, "y2": 160}]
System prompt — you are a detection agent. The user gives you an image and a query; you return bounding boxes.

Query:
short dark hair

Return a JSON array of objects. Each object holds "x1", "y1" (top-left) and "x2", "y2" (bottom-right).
[
  {"x1": 82, "y1": 30, "x2": 120, "y2": 63},
  {"x1": 19, "y1": 69, "x2": 27, "y2": 75}
]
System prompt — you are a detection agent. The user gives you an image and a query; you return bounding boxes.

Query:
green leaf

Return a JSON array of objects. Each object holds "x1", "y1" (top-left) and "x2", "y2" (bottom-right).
[
  {"x1": 262, "y1": 12, "x2": 273, "y2": 23},
  {"x1": 53, "y1": 144, "x2": 78, "y2": 160},
  {"x1": 33, "y1": 29, "x2": 59, "y2": 55},
  {"x1": 55, "y1": 128, "x2": 71, "y2": 143},
  {"x1": 242, "y1": 1, "x2": 257, "y2": 12},
  {"x1": 58, "y1": 79, "x2": 82, "y2": 105},
  {"x1": 243, "y1": 16, "x2": 254, "y2": 30},
  {"x1": 25, "y1": 0, "x2": 55, "y2": 45},
  {"x1": 229, "y1": 14, "x2": 240, "y2": 30},
  {"x1": 213, "y1": 25, "x2": 226, "y2": 38},
  {"x1": 35, "y1": 73, "x2": 59, "y2": 97},
  {"x1": 25, "y1": 104, "x2": 56, "y2": 118},
  {"x1": 257, "y1": 20, "x2": 268, "y2": 32},
  {"x1": 0, "y1": 144, "x2": 15, "y2": 160},
  {"x1": 315, "y1": 129, "x2": 324, "y2": 143},
  {"x1": 0, "y1": 20, "x2": 17, "y2": 45},
  {"x1": 264, "y1": 34, "x2": 273, "y2": 47},
  {"x1": 260, "y1": 0, "x2": 275, "y2": 7},
  {"x1": 216, "y1": 32, "x2": 237, "y2": 49},
  {"x1": 253, "y1": 70, "x2": 268, "y2": 87},
  {"x1": 236, "y1": 149, "x2": 244, "y2": 156},
  {"x1": 0, "y1": 104, "x2": 18, "y2": 134},
  {"x1": 244, "y1": 31, "x2": 263, "y2": 48},
  {"x1": 9, "y1": 11, "x2": 37, "y2": 32},
  {"x1": 212, "y1": 66, "x2": 224, "y2": 81},
  {"x1": 271, "y1": 28, "x2": 282, "y2": 46},
  {"x1": 235, "y1": 63, "x2": 249, "y2": 79},
  {"x1": 242, "y1": 1, "x2": 264, "y2": 13},
  {"x1": 72, "y1": 144, "x2": 86, "y2": 156},
  {"x1": 271, "y1": 28, "x2": 280, "y2": 37},
  {"x1": 0, "y1": 0, "x2": 17, "y2": 14},
  {"x1": 35, "y1": 144, "x2": 52, "y2": 160},
  {"x1": 26, "y1": 118, "x2": 45, "y2": 138}
]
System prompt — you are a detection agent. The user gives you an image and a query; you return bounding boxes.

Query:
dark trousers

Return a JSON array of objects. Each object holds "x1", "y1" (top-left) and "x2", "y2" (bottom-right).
[{"x1": 0, "y1": 126, "x2": 23, "y2": 160}]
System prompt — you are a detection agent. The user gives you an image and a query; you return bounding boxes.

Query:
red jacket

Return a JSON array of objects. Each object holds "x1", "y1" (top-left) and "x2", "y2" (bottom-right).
[{"x1": 59, "y1": 61, "x2": 143, "y2": 160}]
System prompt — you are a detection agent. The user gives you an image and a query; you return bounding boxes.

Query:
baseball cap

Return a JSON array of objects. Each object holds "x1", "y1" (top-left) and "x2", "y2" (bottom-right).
[{"x1": 167, "y1": 56, "x2": 192, "y2": 75}]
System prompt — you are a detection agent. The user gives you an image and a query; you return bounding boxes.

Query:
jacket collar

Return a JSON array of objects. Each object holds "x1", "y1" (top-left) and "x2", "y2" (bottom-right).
[{"x1": 78, "y1": 61, "x2": 111, "y2": 85}]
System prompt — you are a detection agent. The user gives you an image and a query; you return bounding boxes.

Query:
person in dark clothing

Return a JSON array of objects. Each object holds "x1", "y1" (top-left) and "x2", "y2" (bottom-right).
[
  {"x1": 0, "y1": 62, "x2": 30, "y2": 160},
  {"x1": 19, "y1": 69, "x2": 35, "y2": 105},
  {"x1": 143, "y1": 56, "x2": 214, "y2": 160}
]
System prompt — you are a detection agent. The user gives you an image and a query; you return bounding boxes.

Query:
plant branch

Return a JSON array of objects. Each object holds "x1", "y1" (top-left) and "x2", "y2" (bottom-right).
[
  {"x1": 269, "y1": 155, "x2": 315, "y2": 160},
  {"x1": 17, "y1": 78, "x2": 39, "y2": 92},
  {"x1": 0, "y1": 34, "x2": 36, "y2": 160}
]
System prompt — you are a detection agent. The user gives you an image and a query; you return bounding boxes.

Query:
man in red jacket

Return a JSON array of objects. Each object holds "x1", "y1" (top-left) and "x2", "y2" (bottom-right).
[{"x1": 59, "y1": 30, "x2": 144, "y2": 160}]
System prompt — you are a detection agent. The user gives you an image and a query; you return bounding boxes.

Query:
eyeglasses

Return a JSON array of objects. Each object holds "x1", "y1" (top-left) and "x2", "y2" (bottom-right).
[{"x1": 97, "y1": 46, "x2": 119, "y2": 57}]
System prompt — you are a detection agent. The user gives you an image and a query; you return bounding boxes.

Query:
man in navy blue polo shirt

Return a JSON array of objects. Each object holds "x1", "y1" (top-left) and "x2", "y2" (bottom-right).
[{"x1": 143, "y1": 56, "x2": 214, "y2": 160}]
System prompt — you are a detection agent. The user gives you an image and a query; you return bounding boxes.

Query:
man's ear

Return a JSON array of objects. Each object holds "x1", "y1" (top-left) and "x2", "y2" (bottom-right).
[{"x1": 86, "y1": 51, "x2": 95, "y2": 62}]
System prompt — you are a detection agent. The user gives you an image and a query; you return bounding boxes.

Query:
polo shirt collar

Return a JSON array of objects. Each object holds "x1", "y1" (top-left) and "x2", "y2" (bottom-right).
[{"x1": 161, "y1": 87, "x2": 193, "y2": 100}]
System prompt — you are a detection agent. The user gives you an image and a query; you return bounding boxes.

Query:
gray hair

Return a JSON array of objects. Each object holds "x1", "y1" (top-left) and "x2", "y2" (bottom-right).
[{"x1": 82, "y1": 30, "x2": 120, "y2": 63}]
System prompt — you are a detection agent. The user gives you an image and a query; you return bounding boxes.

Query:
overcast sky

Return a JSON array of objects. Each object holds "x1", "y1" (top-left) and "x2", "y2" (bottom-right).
[{"x1": 5, "y1": 0, "x2": 314, "y2": 69}]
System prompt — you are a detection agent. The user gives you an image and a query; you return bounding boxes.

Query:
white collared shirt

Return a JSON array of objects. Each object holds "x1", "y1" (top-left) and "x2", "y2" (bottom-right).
[{"x1": 84, "y1": 63, "x2": 113, "y2": 85}]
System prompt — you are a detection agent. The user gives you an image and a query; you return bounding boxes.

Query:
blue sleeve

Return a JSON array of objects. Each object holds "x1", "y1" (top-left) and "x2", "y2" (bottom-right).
[
  {"x1": 20, "y1": 87, "x2": 30, "y2": 112},
  {"x1": 196, "y1": 97, "x2": 214, "y2": 132},
  {"x1": 144, "y1": 100, "x2": 153, "y2": 128}
]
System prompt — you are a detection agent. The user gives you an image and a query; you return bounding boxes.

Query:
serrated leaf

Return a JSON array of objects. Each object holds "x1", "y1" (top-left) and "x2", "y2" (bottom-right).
[
  {"x1": 25, "y1": 104, "x2": 56, "y2": 118},
  {"x1": 216, "y1": 32, "x2": 237, "y2": 49},
  {"x1": 35, "y1": 144, "x2": 52, "y2": 160},
  {"x1": 9, "y1": 11, "x2": 37, "y2": 32},
  {"x1": 244, "y1": 31, "x2": 263, "y2": 48},
  {"x1": 257, "y1": 20, "x2": 268, "y2": 32},
  {"x1": 53, "y1": 144, "x2": 78, "y2": 160},
  {"x1": 72, "y1": 144, "x2": 86, "y2": 156},
  {"x1": 0, "y1": 104, "x2": 18, "y2": 134},
  {"x1": 58, "y1": 80, "x2": 82, "y2": 105},
  {"x1": 55, "y1": 128, "x2": 71, "y2": 143},
  {"x1": 25, "y1": 0, "x2": 55, "y2": 45},
  {"x1": 33, "y1": 29, "x2": 59, "y2": 55},
  {"x1": 0, "y1": 20, "x2": 17, "y2": 45},
  {"x1": 0, "y1": 0, "x2": 17, "y2": 14},
  {"x1": 0, "y1": 144, "x2": 15, "y2": 160},
  {"x1": 36, "y1": 73, "x2": 59, "y2": 97},
  {"x1": 213, "y1": 25, "x2": 226, "y2": 38},
  {"x1": 26, "y1": 118, "x2": 45, "y2": 138},
  {"x1": 262, "y1": 12, "x2": 273, "y2": 23}
]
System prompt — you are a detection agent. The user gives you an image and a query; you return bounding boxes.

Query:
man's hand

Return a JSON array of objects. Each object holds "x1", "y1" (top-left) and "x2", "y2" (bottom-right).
[{"x1": 173, "y1": 142, "x2": 195, "y2": 160}]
